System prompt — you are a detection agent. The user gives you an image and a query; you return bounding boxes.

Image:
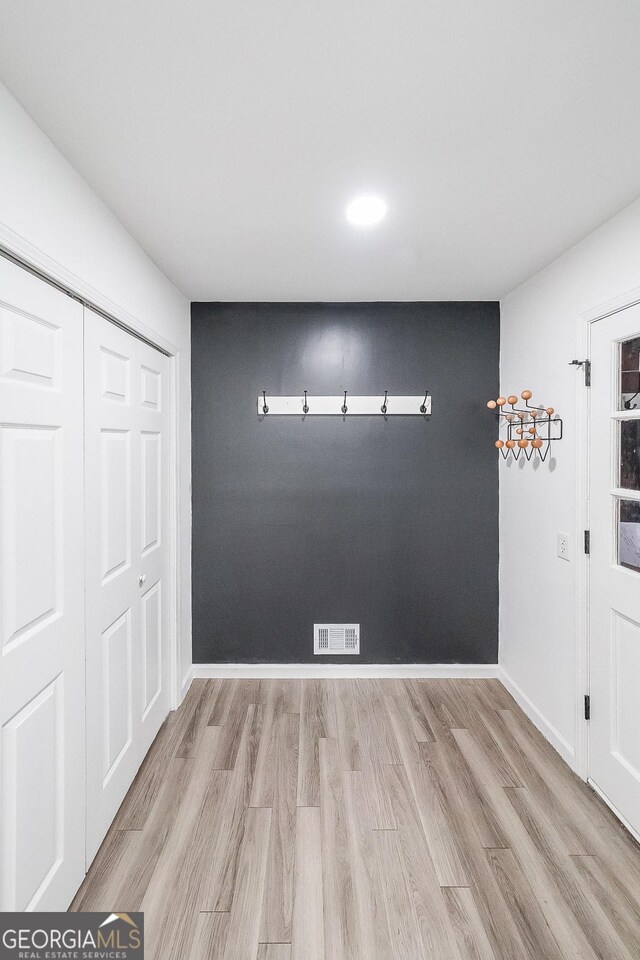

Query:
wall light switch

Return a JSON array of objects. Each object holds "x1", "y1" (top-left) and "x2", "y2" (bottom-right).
[{"x1": 557, "y1": 532, "x2": 570, "y2": 561}]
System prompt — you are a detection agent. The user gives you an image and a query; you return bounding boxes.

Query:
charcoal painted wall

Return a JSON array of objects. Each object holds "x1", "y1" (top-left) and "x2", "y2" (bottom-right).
[{"x1": 191, "y1": 302, "x2": 499, "y2": 663}]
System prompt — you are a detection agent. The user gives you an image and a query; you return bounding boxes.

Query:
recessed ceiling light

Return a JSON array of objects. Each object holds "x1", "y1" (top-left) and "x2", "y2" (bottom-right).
[{"x1": 345, "y1": 194, "x2": 388, "y2": 227}]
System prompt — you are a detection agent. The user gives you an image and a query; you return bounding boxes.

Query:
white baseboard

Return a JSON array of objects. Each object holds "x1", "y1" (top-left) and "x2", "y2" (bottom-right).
[
  {"x1": 588, "y1": 778, "x2": 640, "y2": 845},
  {"x1": 498, "y1": 666, "x2": 575, "y2": 768},
  {"x1": 180, "y1": 665, "x2": 194, "y2": 701},
  {"x1": 191, "y1": 662, "x2": 499, "y2": 679}
]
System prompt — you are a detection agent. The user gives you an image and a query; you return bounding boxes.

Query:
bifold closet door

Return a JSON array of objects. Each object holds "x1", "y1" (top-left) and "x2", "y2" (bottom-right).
[
  {"x1": 84, "y1": 309, "x2": 171, "y2": 863},
  {"x1": 0, "y1": 256, "x2": 85, "y2": 909}
]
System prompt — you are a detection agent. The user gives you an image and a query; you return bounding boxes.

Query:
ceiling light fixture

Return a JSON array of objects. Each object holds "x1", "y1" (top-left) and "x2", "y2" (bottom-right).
[{"x1": 345, "y1": 194, "x2": 388, "y2": 227}]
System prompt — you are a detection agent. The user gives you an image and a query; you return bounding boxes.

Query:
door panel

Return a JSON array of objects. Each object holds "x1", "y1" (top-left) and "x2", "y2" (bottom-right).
[
  {"x1": 0, "y1": 303, "x2": 60, "y2": 388},
  {"x1": 589, "y1": 304, "x2": 640, "y2": 836},
  {"x1": 141, "y1": 364, "x2": 161, "y2": 409},
  {"x1": 101, "y1": 428, "x2": 131, "y2": 581},
  {"x1": 142, "y1": 581, "x2": 161, "y2": 714},
  {"x1": 141, "y1": 431, "x2": 161, "y2": 554},
  {"x1": 0, "y1": 256, "x2": 84, "y2": 910},
  {"x1": 100, "y1": 345, "x2": 130, "y2": 403},
  {"x1": 1, "y1": 425, "x2": 61, "y2": 649},
  {"x1": 610, "y1": 611, "x2": 640, "y2": 779},
  {"x1": 2, "y1": 678, "x2": 63, "y2": 911},
  {"x1": 85, "y1": 310, "x2": 170, "y2": 862},
  {"x1": 102, "y1": 609, "x2": 133, "y2": 781}
]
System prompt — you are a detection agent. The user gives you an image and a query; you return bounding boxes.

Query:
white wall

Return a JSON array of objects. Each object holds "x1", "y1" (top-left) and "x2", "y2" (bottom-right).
[
  {"x1": 0, "y1": 81, "x2": 192, "y2": 698},
  {"x1": 500, "y1": 195, "x2": 640, "y2": 766}
]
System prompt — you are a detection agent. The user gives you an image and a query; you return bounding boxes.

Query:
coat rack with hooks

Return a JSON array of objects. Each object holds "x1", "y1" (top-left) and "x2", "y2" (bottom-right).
[
  {"x1": 257, "y1": 391, "x2": 431, "y2": 416},
  {"x1": 487, "y1": 389, "x2": 562, "y2": 462}
]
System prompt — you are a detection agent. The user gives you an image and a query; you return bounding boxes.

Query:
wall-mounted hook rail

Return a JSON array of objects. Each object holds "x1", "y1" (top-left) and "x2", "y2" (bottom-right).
[
  {"x1": 487, "y1": 389, "x2": 562, "y2": 463},
  {"x1": 255, "y1": 393, "x2": 432, "y2": 416}
]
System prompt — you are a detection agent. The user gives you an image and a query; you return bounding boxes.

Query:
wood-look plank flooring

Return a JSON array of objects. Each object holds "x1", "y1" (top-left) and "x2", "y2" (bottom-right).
[{"x1": 71, "y1": 679, "x2": 640, "y2": 960}]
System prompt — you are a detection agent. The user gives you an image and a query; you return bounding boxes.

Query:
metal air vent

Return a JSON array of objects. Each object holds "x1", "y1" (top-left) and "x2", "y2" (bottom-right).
[{"x1": 314, "y1": 623, "x2": 360, "y2": 655}]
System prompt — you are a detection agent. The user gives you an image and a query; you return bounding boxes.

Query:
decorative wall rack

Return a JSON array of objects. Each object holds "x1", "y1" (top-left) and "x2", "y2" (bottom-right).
[
  {"x1": 487, "y1": 390, "x2": 562, "y2": 462},
  {"x1": 256, "y1": 390, "x2": 431, "y2": 416}
]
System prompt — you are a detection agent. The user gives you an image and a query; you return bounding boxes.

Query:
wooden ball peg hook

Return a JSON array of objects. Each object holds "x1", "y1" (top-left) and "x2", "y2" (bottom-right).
[
  {"x1": 496, "y1": 397, "x2": 507, "y2": 406},
  {"x1": 505, "y1": 439, "x2": 516, "y2": 449},
  {"x1": 546, "y1": 407, "x2": 555, "y2": 416},
  {"x1": 531, "y1": 438, "x2": 543, "y2": 449},
  {"x1": 517, "y1": 438, "x2": 529, "y2": 448},
  {"x1": 487, "y1": 400, "x2": 497, "y2": 409},
  {"x1": 507, "y1": 395, "x2": 518, "y2": 405},
  {"x1": 521, "y1": 390, "x2": 533, "y2": 400},
  {"x1": 495, "y1": 440, "x2": 504, "y2": 449}
]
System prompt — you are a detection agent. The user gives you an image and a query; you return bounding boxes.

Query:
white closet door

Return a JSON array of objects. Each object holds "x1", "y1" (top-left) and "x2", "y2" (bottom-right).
[
  {"x1": 0, "y1": 256, "x2": 85, "y2": 909},
  {"x1": 84, "y1": 309, "x2": 171, "y2": 862}
]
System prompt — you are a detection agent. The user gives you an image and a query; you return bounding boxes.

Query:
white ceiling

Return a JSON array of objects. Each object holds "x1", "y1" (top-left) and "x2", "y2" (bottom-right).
[{"x1": 1, "y1": 0, "x2": 640, "y2": 301}]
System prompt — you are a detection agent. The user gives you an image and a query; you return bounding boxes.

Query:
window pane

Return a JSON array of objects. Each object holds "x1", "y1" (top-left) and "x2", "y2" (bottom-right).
[
  {"x1": 620, "y1": 420, "x2": 640, "y2": 490},
  {"x1": 619, "y1": 499, "x2": 640, "y2": 573},
  {"x1": 620, "y1": 335, "x2": 640, "y2": 410}
]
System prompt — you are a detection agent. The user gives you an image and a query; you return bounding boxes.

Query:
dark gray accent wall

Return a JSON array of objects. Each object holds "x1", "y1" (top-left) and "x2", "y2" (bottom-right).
[{"x1": 191, "y1": 302, "x2": 499, "y2": 664}]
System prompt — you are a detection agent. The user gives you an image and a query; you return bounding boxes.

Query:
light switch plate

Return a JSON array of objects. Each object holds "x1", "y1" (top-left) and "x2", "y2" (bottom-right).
[{"x1": 557, "y1": 532, "x2": 570, "y2": 561}]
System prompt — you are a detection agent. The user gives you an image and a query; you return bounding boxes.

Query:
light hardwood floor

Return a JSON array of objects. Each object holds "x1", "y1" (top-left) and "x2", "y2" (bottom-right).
[{"x1": 71, "y1": 679, "x2": 640, "y2": 960}]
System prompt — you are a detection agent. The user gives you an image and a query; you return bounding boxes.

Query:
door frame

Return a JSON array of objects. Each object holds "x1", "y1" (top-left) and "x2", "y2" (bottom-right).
[
  {"x1": 0, "y1": 224, "x2": 185, "y2": 710},
  {"x1": 575, "y1": 284, "x2": 640, "y2": 787}
]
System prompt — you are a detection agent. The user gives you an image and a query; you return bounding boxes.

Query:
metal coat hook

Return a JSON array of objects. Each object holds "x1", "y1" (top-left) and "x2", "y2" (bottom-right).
[
  {"x1": 302, "y1": 390, "x2": 309, "y2": 414},
  {"x1": 262, "y1": 391, "x2": 269, "y2": 414},
  {"x1": 381, "y1": 390, "x2": 388, "y2": 414},
  {"x1": 341, "y1": 390, "x2": 348, "y2": 414},
  {"x1": 419, "y1": 390, "x2": 429, "y2": 414}
]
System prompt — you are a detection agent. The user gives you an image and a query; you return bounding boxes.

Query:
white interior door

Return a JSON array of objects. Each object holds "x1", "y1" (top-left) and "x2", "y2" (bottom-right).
[
  {"x1": 589, "y1": 303, "x2": 640, "y2": 838},
  {"x1": 84, "y1": 308, "x2": 171, "y2": 862},
  {"x1": 0, "y1": 256, "x2": 85, "y2": 909}
]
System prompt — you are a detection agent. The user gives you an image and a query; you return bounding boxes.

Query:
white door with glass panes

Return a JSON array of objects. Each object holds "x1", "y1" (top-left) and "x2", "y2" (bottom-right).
[
  {"x1": 0, "y1": 255, "x2": 85, "y2": 909},
  {"x1": 84, "y1": 308, "x2": 171, "y2": 863},
  {"x1": 589, "y1": 304, "x2": 640, "y2": 837}
]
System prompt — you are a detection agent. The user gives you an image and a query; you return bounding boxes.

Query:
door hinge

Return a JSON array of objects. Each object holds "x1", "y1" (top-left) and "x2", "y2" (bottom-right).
[
  {"x1": 584, "y1": 530, "x2": 590, "y2": 555},
  {"x1": 569, "y1": 358, "x2": 591, "y2": 386},
  {"x1": 584, "y1": 694, "x2": 591, "y2": 721}
]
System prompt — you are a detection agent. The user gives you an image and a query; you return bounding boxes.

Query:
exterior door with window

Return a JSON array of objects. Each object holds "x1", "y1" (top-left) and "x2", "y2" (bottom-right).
[{"x1": 589, "y1": 304, "x2": 640, "y2": 837}]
